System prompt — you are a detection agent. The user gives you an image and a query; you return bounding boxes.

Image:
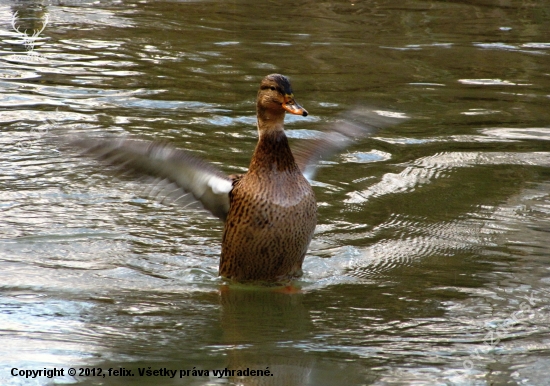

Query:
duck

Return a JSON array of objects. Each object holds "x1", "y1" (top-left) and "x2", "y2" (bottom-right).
[
  {"x1": 220, "y1": 74, "x2": 316, "y2": 282},
  {"x1": 65, "y1": 74, "x2": 401, "y2": 284}
]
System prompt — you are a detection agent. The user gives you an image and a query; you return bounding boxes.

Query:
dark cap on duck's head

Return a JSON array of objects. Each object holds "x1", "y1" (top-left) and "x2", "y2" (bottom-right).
[
  {"x1": 258, "y1": 74, "x2": 308, "y2": 117},
  {"x1": 262, "y1": 74, "x2": 293, "y2": 95}
]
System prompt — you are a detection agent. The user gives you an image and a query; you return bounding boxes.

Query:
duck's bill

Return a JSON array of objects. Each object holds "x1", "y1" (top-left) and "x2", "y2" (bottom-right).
[{"x1": 282, "y1": 96, "x2": 308, "y2": 117}]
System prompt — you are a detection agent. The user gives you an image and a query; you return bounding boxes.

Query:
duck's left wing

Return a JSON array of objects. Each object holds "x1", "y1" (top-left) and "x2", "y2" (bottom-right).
[
  {"x1": 65, "y1": 136, "x2": 233, "y2": 221},
  {"x1": 293, "y1": 107, "x2": 408, "y2": 181}
]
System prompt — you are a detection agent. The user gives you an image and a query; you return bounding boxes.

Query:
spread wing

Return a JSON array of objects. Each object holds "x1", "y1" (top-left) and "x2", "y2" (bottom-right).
[
  {"x1": 64, "y1": 136, "x2": 233, "y2": 221},
  {"x1": 292, "y1": 107, "x2": 408, "y2": 181}
]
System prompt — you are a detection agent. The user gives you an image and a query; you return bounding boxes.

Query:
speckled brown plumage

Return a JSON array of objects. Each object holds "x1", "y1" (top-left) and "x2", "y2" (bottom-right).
[{"x1": 220, "y1": 129, "x2": 317, "y2": 282}]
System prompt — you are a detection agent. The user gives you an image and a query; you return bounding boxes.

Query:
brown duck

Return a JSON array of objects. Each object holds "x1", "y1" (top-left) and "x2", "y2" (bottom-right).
[{"x1": 66, "y1": 74, "x2": 400, "y2": 283}]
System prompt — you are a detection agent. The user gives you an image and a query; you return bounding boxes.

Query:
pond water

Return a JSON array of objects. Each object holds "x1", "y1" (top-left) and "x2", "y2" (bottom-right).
[{"x1": 1, "y1": 0, "x2": 550, "y2": 385}]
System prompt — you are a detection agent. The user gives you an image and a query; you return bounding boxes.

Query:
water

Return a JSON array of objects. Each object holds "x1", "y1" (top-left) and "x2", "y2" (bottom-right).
[{"x1": 1, "y1": 0, "x2": 550, "y2": 385}]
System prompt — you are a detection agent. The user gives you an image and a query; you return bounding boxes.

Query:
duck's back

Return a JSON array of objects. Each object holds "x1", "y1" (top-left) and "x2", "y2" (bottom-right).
[{"x1": 219, "y1": 131, "x2": 316, "y2": 282}]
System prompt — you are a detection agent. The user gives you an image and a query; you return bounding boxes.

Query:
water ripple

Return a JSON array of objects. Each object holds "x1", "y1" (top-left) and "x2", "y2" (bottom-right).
[{"x1": 346, "y1": 152, "x2": 550, "y2": 204}]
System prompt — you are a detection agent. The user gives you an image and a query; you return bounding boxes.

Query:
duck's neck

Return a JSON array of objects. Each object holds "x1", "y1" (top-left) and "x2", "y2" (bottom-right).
[
  {"x1": 256, "y1": 105, "x2": 286, "y2": 133},
  {"x1": 249, "y1": 114, "x2": 298, "y2": 173}
]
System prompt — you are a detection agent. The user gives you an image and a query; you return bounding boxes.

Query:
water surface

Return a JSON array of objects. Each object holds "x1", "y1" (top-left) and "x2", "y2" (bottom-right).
[{"x1": 1, "y1": 1, "x2": 550, "y2": 385}]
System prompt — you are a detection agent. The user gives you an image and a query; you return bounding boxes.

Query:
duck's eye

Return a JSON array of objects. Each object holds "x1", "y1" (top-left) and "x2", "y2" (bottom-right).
[{"x1": 270, "y1": 86, "x2": 276, "y2": 91}]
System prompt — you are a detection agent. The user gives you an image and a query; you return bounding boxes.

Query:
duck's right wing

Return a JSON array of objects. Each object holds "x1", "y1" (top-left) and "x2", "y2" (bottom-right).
[
  {"x1": 64, "y1": 136, "x2": 233, "y2": 221},
  {"x1": 293, "y1": 107, "x2": 408, "y2": 181}
]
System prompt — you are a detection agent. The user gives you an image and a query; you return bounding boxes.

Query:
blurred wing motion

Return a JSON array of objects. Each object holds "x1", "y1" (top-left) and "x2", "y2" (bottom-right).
[
  {"x1": 293, "y1": 107, "x2": 408, "y2": 181},
  {"x1": 66, "y1": 136, "x2": 233, "y2": 221},
  {"x1": 59, "y1": 108, "x2": 404, "y2": 219}
]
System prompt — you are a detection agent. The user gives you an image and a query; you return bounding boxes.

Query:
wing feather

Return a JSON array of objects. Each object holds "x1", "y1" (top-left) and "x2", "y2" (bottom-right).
[
  {"x1": 66, "y1": 136, "x2": 233, "y2": 221},
  {"x1": 293, "y1": 107, "x2": 408, "y2": 181}
]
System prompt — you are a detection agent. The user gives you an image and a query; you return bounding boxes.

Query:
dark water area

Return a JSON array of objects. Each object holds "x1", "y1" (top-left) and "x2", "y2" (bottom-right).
[{"x1": 1, "y1": 0, "x2": 550, "y2": 385}]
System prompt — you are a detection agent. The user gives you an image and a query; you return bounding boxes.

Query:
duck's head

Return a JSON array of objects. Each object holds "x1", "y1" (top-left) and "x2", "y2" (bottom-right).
[{"x1": 256, "y1": 74, "x2": 308, "y2": 125}]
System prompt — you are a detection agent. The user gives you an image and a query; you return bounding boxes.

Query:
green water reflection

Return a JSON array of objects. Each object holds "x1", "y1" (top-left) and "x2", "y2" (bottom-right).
[{"x1": 1, "y1": 1, "x2": 550, "y2": 385}]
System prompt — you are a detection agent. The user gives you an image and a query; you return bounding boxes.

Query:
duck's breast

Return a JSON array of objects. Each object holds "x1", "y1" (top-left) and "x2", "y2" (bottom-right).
[{"x1": 220, "y1": 170, "x2": 316, "y2": 281}]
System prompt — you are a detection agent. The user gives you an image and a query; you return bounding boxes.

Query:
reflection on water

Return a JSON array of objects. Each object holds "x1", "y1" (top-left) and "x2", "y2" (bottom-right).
[{"x1": 2, "y1": 0, "x2": 550, "y2": 385}]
